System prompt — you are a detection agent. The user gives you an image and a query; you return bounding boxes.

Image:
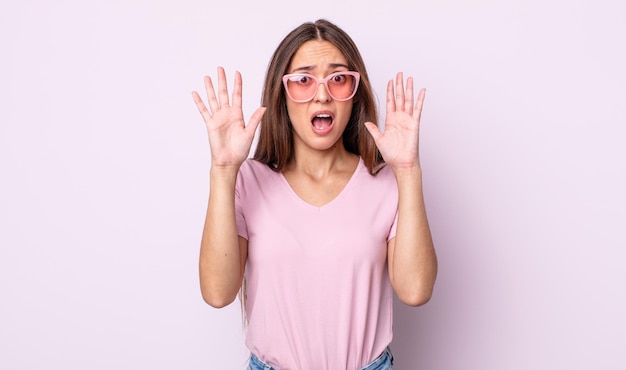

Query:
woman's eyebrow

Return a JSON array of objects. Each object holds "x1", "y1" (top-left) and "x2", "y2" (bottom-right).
[
  {"x1": 290, "y1": 65, "x2": 314, "y2": 73},
  {"x1": 328, "y1": 63, "x2": 350, "y2": 69}
]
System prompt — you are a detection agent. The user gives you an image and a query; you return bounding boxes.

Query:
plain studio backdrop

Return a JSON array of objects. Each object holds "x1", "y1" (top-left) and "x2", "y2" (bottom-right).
[{"x1": 1, "y1": 0, "x2": 624, "y2": 369}]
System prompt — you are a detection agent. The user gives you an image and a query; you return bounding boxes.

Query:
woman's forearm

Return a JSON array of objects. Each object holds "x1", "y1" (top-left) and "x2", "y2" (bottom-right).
[
  {"x1": 389, "y1": 166, "x2": 438, "y2": 306},
  {"x1": 199, "y1": 166, "x2": 247, "y2": 308}
]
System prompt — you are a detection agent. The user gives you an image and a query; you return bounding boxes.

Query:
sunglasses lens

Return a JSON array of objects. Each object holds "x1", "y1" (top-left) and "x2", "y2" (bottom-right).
[
  {"x1": 284, "y1": 75, "x2": 317, "y2": 102},
  {"x1": 327, "y1": 73, "x2": 357, "y2": 100}
]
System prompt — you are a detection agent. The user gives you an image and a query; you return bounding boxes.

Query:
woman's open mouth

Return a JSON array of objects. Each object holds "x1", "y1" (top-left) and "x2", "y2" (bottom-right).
[{"x1": 311, "y1": 112, "x2": 334, "y2": 135}]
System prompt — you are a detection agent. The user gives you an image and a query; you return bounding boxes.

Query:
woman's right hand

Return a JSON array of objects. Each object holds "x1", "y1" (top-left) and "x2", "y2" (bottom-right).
[{"x1": 192, "y1": 67, "x2": 266, "y2": 169}]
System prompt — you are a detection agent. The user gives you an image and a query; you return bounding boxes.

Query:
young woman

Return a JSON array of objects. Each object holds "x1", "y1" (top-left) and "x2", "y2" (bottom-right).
[{"x1": 192, "y1": 19, "x2": 437, "y2": 370}]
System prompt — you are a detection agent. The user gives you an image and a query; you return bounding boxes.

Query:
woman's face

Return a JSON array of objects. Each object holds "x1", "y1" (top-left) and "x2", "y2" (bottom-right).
[{"x1": 285, "y1": 40, "x2": 354, "y2": 154}]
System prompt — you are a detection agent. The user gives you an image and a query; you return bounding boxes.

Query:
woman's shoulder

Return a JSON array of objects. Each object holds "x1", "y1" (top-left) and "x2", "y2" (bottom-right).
[
  {"x1": 240, "y1": 158, "x2": 274, "y2": 172},
  {"x1": 369, "y1": 161, "x2": 396, "y2": 181},
  {"x1": 238, "y1": 158, "x2": 279, "y2": 184},
  {"x1": 352, "y1": 159, "x2": 397, "y2": 192}
]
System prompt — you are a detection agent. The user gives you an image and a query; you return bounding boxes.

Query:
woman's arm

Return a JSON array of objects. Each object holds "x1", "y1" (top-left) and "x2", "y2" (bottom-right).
[
  {"x1": 365, "y1": 72, "x2": 438, "y2": 306},
  {"x1": 199, "y1": 166, "x2": 248, "y2": 308},
  {"x1": 192, "y1": 67, "x2": 264, "y2": 308}
]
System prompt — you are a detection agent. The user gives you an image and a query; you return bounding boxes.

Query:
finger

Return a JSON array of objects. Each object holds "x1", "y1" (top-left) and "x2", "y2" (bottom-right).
[
  {"x1": 231, "y1": 71, "x2": 243, "y2": 108},
  {"x1": 203, "y1": 75, "x2": 219, "y2": 114},
  {"x1": 395, "y1": 72, "x2": 405, "y2": 111},
  {"x1": 405, "y1": 77, "x2": 414, "y2": 115},
  {"x1": 413, "y1": 88, "x2": 426, "y2": 122},
  {"x1": 192, "y1": 90, "x2": 213, "y2": 123},
  {"x1": 246, "y1": 107, "x2": 266, "y2": 135},
  {"x1": 386, "y1": 79, "x2": 396, "y2": 112},
  {"x1": 217, "y1": 66, "x2": 230, "y2": 107}
]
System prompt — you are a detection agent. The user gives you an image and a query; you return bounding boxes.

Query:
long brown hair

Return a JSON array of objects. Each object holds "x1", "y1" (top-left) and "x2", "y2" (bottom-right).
[{"x1": 253, "y1": 19, "x2": 384, "y2": 175}]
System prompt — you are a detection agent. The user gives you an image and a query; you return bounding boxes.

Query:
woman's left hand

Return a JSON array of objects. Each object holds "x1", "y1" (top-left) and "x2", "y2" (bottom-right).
[{"x1": 364, "y1": 72, "x2": 425, "y2": 170}]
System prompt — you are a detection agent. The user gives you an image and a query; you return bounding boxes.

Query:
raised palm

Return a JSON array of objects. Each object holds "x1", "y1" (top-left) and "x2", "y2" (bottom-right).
[
  {"x1": 365, "y1": 72, "x2": 425, "y2": 170},
  {"x1": 192, "y1": 67, "x2": 265, "y2": 168}
]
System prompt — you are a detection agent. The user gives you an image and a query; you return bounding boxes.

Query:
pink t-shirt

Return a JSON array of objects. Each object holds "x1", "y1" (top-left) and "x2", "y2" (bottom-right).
[{"x1": 235, "y1": 158, "x2": 398, "y2": 370}]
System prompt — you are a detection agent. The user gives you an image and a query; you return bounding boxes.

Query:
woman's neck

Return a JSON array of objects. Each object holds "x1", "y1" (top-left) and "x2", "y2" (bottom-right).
[{"x1": 285, "y1": 143, "x2": 358, "y2": 179}]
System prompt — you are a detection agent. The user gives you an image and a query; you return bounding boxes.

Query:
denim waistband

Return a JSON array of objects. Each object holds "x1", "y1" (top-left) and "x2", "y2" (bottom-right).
[
  {"x1": 247, "y1": 347, "x2": 394, "y2": 370},
  {"x1": 361, "y1": 346, "x2": 394, "y2": 370}
]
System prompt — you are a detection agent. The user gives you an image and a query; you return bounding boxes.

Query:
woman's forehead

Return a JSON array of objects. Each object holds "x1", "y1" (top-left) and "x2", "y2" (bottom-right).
[{"x1": 288, "y1": 40, "x2": 348, "y2": 73}]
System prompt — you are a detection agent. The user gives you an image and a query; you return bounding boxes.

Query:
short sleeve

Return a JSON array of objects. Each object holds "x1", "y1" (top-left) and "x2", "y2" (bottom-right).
[
  {"x1": 387, "y1": 210, "x2": 398, "y2": 242},
  {"x1": 234, "y1": 169, "x2": 249, "y2": 240}
]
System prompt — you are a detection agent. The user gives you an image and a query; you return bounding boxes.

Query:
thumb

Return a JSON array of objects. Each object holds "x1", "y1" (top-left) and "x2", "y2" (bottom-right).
[
  {"x1": 246, "y1": 107, "x2": 266, "y2": 133},
  {"x1": 364, "y1": 121, "x2": 382, "y2": 142}
]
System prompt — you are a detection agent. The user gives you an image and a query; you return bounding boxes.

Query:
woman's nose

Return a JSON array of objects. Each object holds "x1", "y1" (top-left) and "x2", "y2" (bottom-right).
[{"x1": 313, "y1": 82, "x2": 332, "y2": 103}]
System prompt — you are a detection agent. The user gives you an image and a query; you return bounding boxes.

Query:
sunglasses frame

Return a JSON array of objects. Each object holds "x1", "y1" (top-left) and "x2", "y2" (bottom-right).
[{"x1": 282, "y1": 71, "x2": 361, "y2": 103}]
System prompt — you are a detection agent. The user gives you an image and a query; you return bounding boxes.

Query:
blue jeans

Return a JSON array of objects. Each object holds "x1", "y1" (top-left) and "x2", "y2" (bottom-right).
[{"x1": 247, "y1": 347, "x2": 394, "y2": 370}]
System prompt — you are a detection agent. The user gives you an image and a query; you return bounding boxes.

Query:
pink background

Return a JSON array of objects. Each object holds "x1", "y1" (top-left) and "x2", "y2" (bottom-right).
[{"x1": 1, "y1": 0, "x2": 624, "y2": 368}]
